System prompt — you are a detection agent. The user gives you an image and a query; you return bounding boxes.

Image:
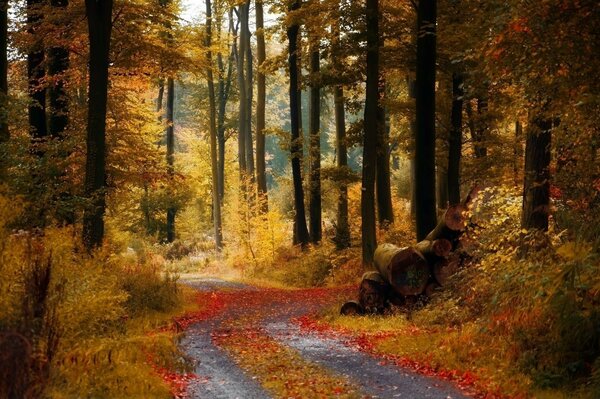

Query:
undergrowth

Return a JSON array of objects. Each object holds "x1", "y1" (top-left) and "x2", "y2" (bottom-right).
[
  {"x1": 319, "y1": 187, "x2": 600, "y2": 398},
  {"x1": 0, "y1": 195, "x2": 194, "y2": 398}
]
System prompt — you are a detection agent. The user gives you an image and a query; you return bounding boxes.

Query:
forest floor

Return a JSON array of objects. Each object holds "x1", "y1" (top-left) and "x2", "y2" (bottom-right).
[{"x1": 176, "y1": 276, "x2": 470, "y2": 399}]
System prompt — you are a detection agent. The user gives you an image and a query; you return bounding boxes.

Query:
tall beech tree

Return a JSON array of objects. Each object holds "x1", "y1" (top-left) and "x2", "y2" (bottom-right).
[
  {"x1": 308, "y1": 23, "x2": 321, "y2": 243},
  {"x1": 82, "y1": 0, "x2": 113, "y2": 250},
  {"x1": 255, "y1": 0, "x2": 268, "y2": 207},
  {"x1": 376, "y1": 79, "x2": 394, "y2": 226},
  {"x1": 0, "y1": 0, "x2": 8, "y2": 143},
  {"x1": 27, "y1": 0, "x2": 47, "y2": 139},
  {"x1": 287, "y1": 0, "x2": 309, "y2": 247},
  {"x1": 244, "y1": 2, "x2": 254, "y2": 178},
  {"x1": 332, "y1": 1, "x2": 349, "y2": 249},
  {"x1": 361, "y1": 0, "x2": 379, "y2": 264},
  {"x1": 414, "y1": 0, "x2": 437, "y2": 241},
  {"x1": 206, "y1": 0, "x2": 223, "y2": 250},
  {"x1": 236, "y1": 1, "x2": 249, "y2": 177},
  {"x1": 217, "y1": 8, "x2": 235, "y2": 202},
  {"x1": 165, "y1": 75, "x2": 175, "y2": 242}
]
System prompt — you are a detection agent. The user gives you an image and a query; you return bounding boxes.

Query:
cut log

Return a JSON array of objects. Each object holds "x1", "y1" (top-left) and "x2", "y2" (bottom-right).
[
  {"x1": 432, "y1": 257, "x2": 460, "y2": 286},
  {"x1": 413, "y1": 239, "x2": 452, "y2": 261},
  {"x1": 358, "y1": 271, "x2": 390, "y2": 314},
  {"x1": 425, "y1": 186, "x2": 479, "y2": 246},
  {"x1": 340, "y1": 300, "x2": 364, "y2": 316},
  {"x1": 374, "y1": 244, "x2": 430, "y2": 296}
]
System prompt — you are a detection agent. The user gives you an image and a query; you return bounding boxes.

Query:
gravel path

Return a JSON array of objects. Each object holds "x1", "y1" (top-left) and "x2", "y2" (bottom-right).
[{"x1": 180, "y1": 277, "x2": 470, "y2": 399}]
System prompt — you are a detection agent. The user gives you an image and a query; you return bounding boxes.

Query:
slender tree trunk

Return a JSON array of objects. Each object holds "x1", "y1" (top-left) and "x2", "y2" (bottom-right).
[
  {"x1": 362, "y1": 0, "x2": 379, "y2": 265},
  {"x1": 82, "y1": 0, "x2": 113, "y2": 250},
  {"x1": 206, "y1": 0, "x2": 223, "y2": 250},
  {"x1": 27, "y1": 0, "x2": 47, "y2": 140},
  {"x1": 308, "y1": 36, "x2": 321, "y2": 243},
  {"x1": 287, "y1": 0, "x2": 310, "y2": 247},
  {"x1": 156, "y1": 78, "x2": 164, "y2": 113},
  {"x1": 0, "y1": 0, "x2": 8, "y2": 143},
  {"x1": 436, "y1": 165, "x2": 448, "y2": 210},
  {"x1": 376, "y1": 78, "x2": 394, "y2": 226},
  {"x1": 255, "y1": 0, "x2": 268, "y2": 209},
  {"x1": 244, "y1": 5, "x2": 254, "y2": 178},
  {"x1": 334, "y1": 85, "x2": 350, "y2": 249},
  {"x1": 414, "y1": 0, "x2": 437, "y2": 241},
  {"x1": 236, "y1": 3, "x2": 248, "y2": 177},
  {"x1": 48, "y1": 0, "x2": 69, "y2": 138},
  {"x1": 447, "y1": 72, "x2": 463, "y2": 205},
  {"x1": 165, "y1": 76, "x2": 175, "y2": 242},
  {"x1": 333, "y1": 1, "x2": 349, "y2": 249},
  {"x1": 217, "y1": 10, "x2": 235, "y2": 202},
  {"x1": 522, "y1": 112, "x2": 552, "y2": 231},
  {"x1": 407, "y1": 75, "x2": 416, "y2": 217}
]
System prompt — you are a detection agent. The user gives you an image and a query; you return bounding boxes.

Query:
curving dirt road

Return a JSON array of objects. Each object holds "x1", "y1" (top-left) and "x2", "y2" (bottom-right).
[{"x1": 180, "y1": 277, "x2": 469, "y2": 399}]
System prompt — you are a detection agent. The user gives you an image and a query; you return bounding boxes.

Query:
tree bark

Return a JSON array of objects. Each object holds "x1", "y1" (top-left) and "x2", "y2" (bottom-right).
[
  {"x1": 287, "y1": 0, "x2": 310, "y2": 247},
  {"x1": 48, "y1": 0, "x2": 69, "y2": 138},
  {"x1": 255, "y1": 0, "x2": 268, "y2": 209},
  {"x1": 206, "y1": 0, "x2": 223, "y2": 251},
  {"x1": 165, "y1": 76, "x2": 175, "y2": 242},
  {"x1": 83, "y1": 0, "x2": 113, "y2": 250},
  {"x1": 333, "y1": 1, "x2": 349, "y2": 249},
  {"x1": 308, "y1": 37, "x2": 321, "y2": 243},
  {"x1": 361, "y1": 0, "x2": 379, "y2": 264},
  {"x1": 27, "y1": 0, "x2": 47, "y2": 140},
  {"x1": 514, "y1": 120, "x2": 522, "y2": 186},
  {"x1": 244, "y1": 3, "x2": 254, "y2": 178},
  {"x1": 0, "y1": 0, "x2": 8, "y2": 143},
  {"x1": 376, "y1": 78, "x2": 394, "y2": 226},
  {"x1": 236, "y1": 3, "x2": 248, "y2": 177},
  {"x1": 521, "y1": 113, "x2": 552, "y2": 231},
  {"x1": 447, "y1": 72, "x2": 463, "y2": 205},
  {"x1": 217, "y1": 9, "x2": 235, "y2": 202},
  {"x1": 414, "y1": 0, "x2": 437, "y2": 241}
]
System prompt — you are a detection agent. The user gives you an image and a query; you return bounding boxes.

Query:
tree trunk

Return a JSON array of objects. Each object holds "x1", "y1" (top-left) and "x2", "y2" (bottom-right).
[
  {"x1": 48, "y1": 0, "x2": 69, "y2": 138},
  {"x1": 361, "y1": 0, "x2": 379, "y2": 265},
  {"x1": 287, "y1": 0, "x2": 310, "y2": 247},
  {"x1": 217, "y1": 10, "x2": 235, "y2": 202},
  {"x1": 414, "y1": 0, "x2": 437, "y2": 241},
  {"x1": 206, "y1": 0, "x2": 223, "y2": 251},
  {"x1": 308, "y1": 39, "x2": 321, "y2": 243},
  {"x1": 236, "y1": 3, "x2": 248, "y2": 177},
  {"x1": 27, "y1": 0, "x2": 47, "y2": 140},
  {"x1": 333, "y1": 2, "x2": 349, "y2": 249},
  {"x1": 165, "y1": 76, "x2": 175, "y2": 242},
  {"x1": 244, "y1": 3, "x2": 254, "y2": 178},
  {"x1": 407, "y1": 75, "x2": 416, "y2": 218},
  {"x1": 82, "y1": 0, "x2": 113, "y2": 250},
  {"x1": 376, "y1": 78, "x2": 394, "y2": 226},
  {"x1": 447, "y1": 72, "x2": 463, "y2": 205},
  {"x1": 334, "y1": 86, "x2": 350, "y2": 249},
  {"x1": 255, "y1": 0, "x2": 268, "y2": 210},
  {"x1": 522, "y1": 113, "x2": 552, "y2": 231},
  {"x1": 156, "y1": 78, "x2": 164, "y2": 113},
  {"x1": 0, "y1": 0, "x2": 8, "y2": 143}
]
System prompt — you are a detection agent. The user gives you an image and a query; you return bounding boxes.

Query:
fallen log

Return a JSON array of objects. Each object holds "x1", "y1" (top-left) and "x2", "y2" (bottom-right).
[
  {"x1": 374, "y1": 244, "x2": 429, "y2": 296},
  {"x1": 358, "y1": 271, "x2": 390, "y2": 314},
  {"x1": 414, "y1": 238, "x2": 452, "y2": 261}
]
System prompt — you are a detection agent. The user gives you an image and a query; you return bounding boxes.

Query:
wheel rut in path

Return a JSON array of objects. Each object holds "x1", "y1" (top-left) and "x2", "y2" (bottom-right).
[{"x1": 180, "y1": 277, "x2": 470, "y2": 399}]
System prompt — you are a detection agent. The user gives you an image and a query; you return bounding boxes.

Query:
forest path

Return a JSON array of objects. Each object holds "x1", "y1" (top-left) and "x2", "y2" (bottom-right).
[{"x1": 179, "y1": 277, "x2": 469, "y2": 399}]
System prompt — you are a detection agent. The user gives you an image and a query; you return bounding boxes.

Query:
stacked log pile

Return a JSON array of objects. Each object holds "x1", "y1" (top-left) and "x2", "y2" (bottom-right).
[{"x1": 342, "y1": 187, "x2": 478, "y2": 315}]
